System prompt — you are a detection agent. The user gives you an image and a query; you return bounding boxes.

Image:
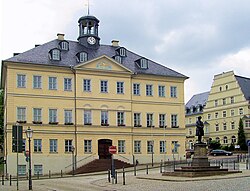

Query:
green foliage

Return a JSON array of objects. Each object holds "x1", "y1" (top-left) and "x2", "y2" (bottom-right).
[
  {"x1": 237, "y1": 118, "x2": 247, "y2": 151},
  {"x1": 221, "y1": 145, "x2": 229, "y2": 151},
  {"x1": 209, "y1": 140, "x2": 221, "y2": 150}
]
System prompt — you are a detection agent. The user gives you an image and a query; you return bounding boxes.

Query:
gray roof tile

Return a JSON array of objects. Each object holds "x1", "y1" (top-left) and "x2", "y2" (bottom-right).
[
  {"x1": 5, "y1": 39, "x2": 188, "y2": 79},
  {"x1": 186, "y1": 91, "x2": 209, "y2": 108},
  {"x1": 235, "y1": 75, "x2": 250, "y2": 100}
]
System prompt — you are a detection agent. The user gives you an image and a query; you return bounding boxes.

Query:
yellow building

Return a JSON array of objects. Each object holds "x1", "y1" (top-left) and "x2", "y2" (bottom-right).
[
  {"x1": 1, "y1": 14, "x2": 188, "y2": 175},
  {"x1": 186, "y1": 71, "x2": 250, "y2": 149}
]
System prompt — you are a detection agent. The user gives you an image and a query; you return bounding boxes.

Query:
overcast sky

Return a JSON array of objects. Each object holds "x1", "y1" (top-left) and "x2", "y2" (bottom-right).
[{"x1": 1, "y1": 0, "x2": 250, "y2": 102}]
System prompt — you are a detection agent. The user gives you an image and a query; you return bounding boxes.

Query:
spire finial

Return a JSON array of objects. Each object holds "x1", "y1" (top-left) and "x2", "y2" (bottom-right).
[{"x1": 84, "y1": 0, "x2": 90, "y2": 15}]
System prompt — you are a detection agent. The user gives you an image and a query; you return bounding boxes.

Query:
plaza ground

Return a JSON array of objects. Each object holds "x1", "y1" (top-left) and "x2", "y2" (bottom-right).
[{"x1": 1, "y1": 162, "x2": 250, "y2": 191}]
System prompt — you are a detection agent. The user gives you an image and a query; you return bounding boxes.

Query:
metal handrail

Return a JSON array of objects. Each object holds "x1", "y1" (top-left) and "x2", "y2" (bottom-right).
[{"x1": 65, "y1": 153, "x2": 95, "y2": 170}]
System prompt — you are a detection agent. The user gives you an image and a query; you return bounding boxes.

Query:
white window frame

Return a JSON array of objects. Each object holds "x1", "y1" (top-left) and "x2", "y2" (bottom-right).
[
  {"x1": 134, "y1": 113, "x2": 141, "y2": 127},
  {"x1": 117, "y1": 111, "x2": 125, "y2": 126},
  {"x1": 160, "y1": 141, "x2": 166, "y2": 153},
  {"x1": 146, "y1": 84, "x2": 153, "y2": 96},
  {"x1": 170, "y1": 86, "x2": 177, "y2": 98},
  {"x1": 34, "y1": 139, "x2": 42, "y2": 152},
  {"x1": 49, "y1": 139, "x2": 57, "y2": 153},
  {"x1": 171, "y1": 114, "x2": 178, "y2": 128},
  {"x1": 118, "y1": 140, "x2": 126, "y2": 153},
  {"x1": 33, "y1": 75, "x2": 42, "y2": 89},
  {"x1": 33, "y1": 108, "x2": 42, "y2": 122},
  {"x1": 133, "y1": 83, "x2": 140, "y2": 95},
  {"x1": 49, "y1": 109, "x2": 57, "y2": 123},
  {"x1": 117, "y1": 82, "x2": 124, "y2": 94},
  {"x1": 65, "y1": 139, "x2": 73, "y2": 152},
  {"x1": 158, "y1": 85, "x2": 165, "y2": 97},
  {"x1": 17, "y1": 74, "x2": 26, "y2": 88},
  {"x1": 48, "y1": 77, "x2": 57, "y2": 90},
  {"x1": 64, "y1": 78, "x2": 72, "y2": 91},
  {"x1": 84, "y1": 110, "x2": 92, "y2": 125},
  {"x1": 134, "y1": 140, "x2": 141, "y2": 153},
  {"x1": 83, "y1": 79, "x2": 91, "y2": 92},
  {"x1": 159, "y1": 114, "x2": 166, "y2": 128},
  {"x1": 101, "y1": 111, "x2": 109, "y2": 125},
  {"x1": 147, "y1": 113, "x2": 153, "y2": 127},
  {"x1": 100, "y1": 80, "x2": 108, "y2": 93},
  {"x1": 84, "y1": 140, "x2": 92, "y2": 153},
  {"x1": 64, "y1": 110, "x2": 73, "y2": 124}
]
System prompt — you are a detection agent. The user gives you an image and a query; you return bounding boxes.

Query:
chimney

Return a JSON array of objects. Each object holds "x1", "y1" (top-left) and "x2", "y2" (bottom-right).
[
  {"x1": 13, "y1": 53, "x2": 20, "y2": 56},
  {"x1": 111, "y1": 40, "x2": 119, "y2": 47},
  {"x1": 35, "y1": 44, "x2": 40, "y2": 47},
  {"x1": 57, "y1": 33, "x2": 65, "y2": 40}
]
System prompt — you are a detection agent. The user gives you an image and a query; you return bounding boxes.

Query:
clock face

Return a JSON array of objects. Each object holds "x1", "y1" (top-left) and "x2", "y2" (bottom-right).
[{"x1": 87, "y1": 37, "x2": 96, "y2": 45}]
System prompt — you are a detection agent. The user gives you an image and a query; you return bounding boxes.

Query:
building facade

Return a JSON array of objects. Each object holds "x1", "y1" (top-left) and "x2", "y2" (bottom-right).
[
  {"x1": 1, "y1": 14, "x2": 188, "y2": 175},
  {"x1": 186, "y1": 71, "x2": 250, "y2": 149}
]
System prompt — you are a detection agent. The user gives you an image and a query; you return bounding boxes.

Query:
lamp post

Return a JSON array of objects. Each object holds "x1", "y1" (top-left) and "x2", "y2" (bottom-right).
[
  {"x1": 151, "y1": 141, "x2": 154, "y2": 167},
  {"x1": 71, "y1": 146, "x2": 75, "y2": 175},
  {"x1": 25, "y1": 127, "x2": 33, "y2": 190}
]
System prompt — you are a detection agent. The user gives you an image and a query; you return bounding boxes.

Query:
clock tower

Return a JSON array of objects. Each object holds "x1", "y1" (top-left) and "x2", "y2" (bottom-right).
[{"x1": 78, "y1": 15, "x2": 100, "y2": 49}]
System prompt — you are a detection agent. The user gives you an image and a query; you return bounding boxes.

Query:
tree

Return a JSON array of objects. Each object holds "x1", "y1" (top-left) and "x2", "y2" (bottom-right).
[
  {"x1": 209, "y1": 140, "x2": 221, "y2": 150},
  {"x1": 237, "y1": 118, "x2": 247, "y2": 151}
]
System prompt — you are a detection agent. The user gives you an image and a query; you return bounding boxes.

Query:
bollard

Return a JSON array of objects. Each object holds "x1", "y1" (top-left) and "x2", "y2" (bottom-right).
[
  {"x1": 134, "y1": 164, "x2": 136, "y2": 176},
  {"x1": 2, "y1": 175, "x2": 4, "y2": 185},
  {"x1": 49, "y1": 170, "x2": 51, "y2": 178},
  {"x1": 233, "y1": 160, "x2": 236, "y2": 170},
  {"x1": 146, "y1": 165, "x2": 148, "y2": 174},
  {"x1": 108, "y1": 169, "x2": 111, "y2": 183},
  {"x1": 115, "y1": 171, "x2": 117, "y2": 184},
  {"x1": 246, "y1": 159, "x2": 248, "y2": 170},
  {"x1": 10, "y1": 175, "x2": 12, "y2": 186},
  {"x1": 61, "y1": 170, "x2": 63, "y2": 177},
  {"x1": 122, "y1": 167, "x2": 125, "y2": 185},
  {"x1": 160, "y1": 161, "x2": 162, "y2": 173}
]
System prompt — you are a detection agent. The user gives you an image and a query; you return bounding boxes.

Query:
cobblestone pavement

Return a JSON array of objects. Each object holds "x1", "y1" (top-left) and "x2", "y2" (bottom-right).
[{"x1": 1, "y1": 167, "x2": 250, "y2": 191}]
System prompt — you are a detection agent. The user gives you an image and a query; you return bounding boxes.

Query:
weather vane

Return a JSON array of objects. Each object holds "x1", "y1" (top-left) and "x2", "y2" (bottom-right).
[{"x1": 84, "y1": 0, "x2": 90, "y2": 15}]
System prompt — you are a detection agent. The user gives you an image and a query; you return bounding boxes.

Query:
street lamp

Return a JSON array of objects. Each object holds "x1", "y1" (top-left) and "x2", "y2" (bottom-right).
[
  {"x1": 26, "y1": 127, "x2": 33, "y2": 190},
  {"x1": 151, "y1": 141, "x2": 154, "y2": 167},
  {"x1": 71, "y1": 146, "x2": 75, "y2": 175}
]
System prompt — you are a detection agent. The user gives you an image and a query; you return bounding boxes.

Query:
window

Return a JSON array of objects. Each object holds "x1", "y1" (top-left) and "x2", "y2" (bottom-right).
[
  {"x1": 17, "y1": 107, "x2": 26, "y2": 122},
  {"x1": 84, "y1": 140, "x2": 92, "y2": 153},
  {"x1": 119, "y1": 48, "x2": 126, "y2": 57},
  {"x1": 231, "y1": 109, "x2": 235, "y2": 116},
  {"x1": 18, "y1": 165, "x2": 26, "y2": 176},
  {"x1": 146, "y1": 84, "x2": 153, "y2": 96},
  {"x1": 225, "y1": 85, "x2": 228, "y2": 90},
  {"x1": 60, "y1": 41, "x2": 69, "y2": 50},
  {"x1": 34, "y1": 139, "x2": 42, "y2": 152},
  {"x1": 51, "y1": 49, "x2": 60, "y2": 60},
  {"x1": 158, "y1": 85, "x2": 165, "y2": 97},
  {"x1": 171, "y1": 114, "x2": 178, "y2": 128},
  {"x1": 114, "y1": 55, "x2": 122, "y2": 63},
  {"x1": 100, "y1": 80, "x2": 108, "y2": 93},
  {"x1": 147, "y1": 141, "x2": 154, "y2": 153},
  {"x1": 215, "y1": 124, "x2": 219, "y2": 131},
  {"x1": 133, "y1": 83, "x2": 140, "y2": 95},
  {"x1": 84, "y1": 110, "x2": 92, "y2": 125},
  {"x1": 214, "y1": 100, "x2": 218, "y2": 107},
  {"x1": 170, "y1": 86, "x2": 177, "y2": 98},
  {"x1": 232, "y1": 136, "x2": 236, "y2": 144},
  {"x1": 231, "y1": 121, "x2": 235, "y2": 129},
  {"x1": 222, "y1": 98, "x2": 226, "y2": 105},
  {"x1": 49, "y1": 109, "x2": 57, "y2": 123},
  {"x1": 239, "y1": 108, "x2": 244, "y2": 115},
  {"x1": 64, "y1": 110, "x2": 73, "y2": 124},
  {"x1": 64, "y1": 78, "x2": 72, "y2": 91},
  {"x1": 223, "y1": 136, "x2": 228, "y2": 144},
  {"x1": 118, "y1": 140, "x2": 125, "y2": 153},
  {"x1": 160, "y1": 141, "x2": 166, "y2": 153},
  {"x1": 49, "y1": 139, "x2": 57, "y2": 153},
  {"x1": 223, "y1": 123, "x2": 227, "y2": 130},
  {"x1": 65, "y1": 140, "x2": 73, "y2": 152},
  {"x1": 49, "y1": 77, "x2": 57, "y2": 90},
  {"x1": 147, "y1": 113, "x2": 153, "y2": 127},
  {"x1": 33, "y1": 75, "x2": 42, "y2": 89},
  {"x1": 134, "y1": 140, "x2": 141, "y2": 153},
  {"x1": 207, "y1": 114, "x2": 211, "y2": 120},
  {"x1": 83, "y1": 79, "x2": 91, "y2": 92},
  {"x1": 172, "y1": 141, "x2": 178, "y2": 153},
  {"x1": 222, "y1": 111, "x2": 227, "y2": 118},
  {"x1": 33, "y1": 108, "x2": 42, "y2": 122},
  {"x1": 117, "y1": 82, "x2": 124, "y2": 94},
  {"x1": 159, "y1": 114, "x2": 166, "y2": 128},
  {"x1": 34, "y1": 165, "x2": 43, "y2": 175},
  {"x1": 219, "y1": 86, "x2": 222, "y2": 91},
  {"x1": 101, "y1": 111, "x2": 109, "y2": 125},
  {"x1": 230, "y1": 96, "x2": 234, "y2": 104},
  {"x1": 189, "y1": 128, "x2": 192, "y2": 135},
  {"x1": 140, "y1": 58, "x2": 148, "y2": 69},
  {"x1": 117, "y1": 112, "x2": 125, "y2": 126},
  {"x1": 216, "y1": 137, "x2": 220, "y2": 142},
  {"x1": 17, "y1": 74, "x2": 26, "y2": 88},
  {"x1": 79, "y1": 52, "x2": 88, "y2": 62},
  {"x1": 245, "y1": 120, "x2": 250, "y2": 128},
  {"x1": 134, "y1": 113, "x2": 141, "y2": 127},
  {"x1": 22, "y1": 139, "x2": 26, "y2": 152},
  {"x1": 215, "y1": 112, "x2": 218, "y2": 118}
]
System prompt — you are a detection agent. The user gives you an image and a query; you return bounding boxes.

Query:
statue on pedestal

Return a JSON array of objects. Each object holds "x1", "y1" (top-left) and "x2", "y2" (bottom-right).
[{"x1": 196, "y1": 116, "x2": 204, "y2": 143}]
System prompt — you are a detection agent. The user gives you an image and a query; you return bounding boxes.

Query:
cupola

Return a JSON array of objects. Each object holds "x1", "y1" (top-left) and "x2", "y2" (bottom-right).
[{"x1": 77, "y1": 15, "x2": 100, "y2": 49}]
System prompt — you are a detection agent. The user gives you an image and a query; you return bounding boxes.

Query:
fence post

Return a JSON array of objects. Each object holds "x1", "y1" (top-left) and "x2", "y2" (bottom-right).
[
  {"x1": 2, "y1": 175, "x2": 4, "y2": 185},
  {"x1": 246, "y1": 159, "x2": 248, "y2": 170},
  {"x1": 233, "y1": 160, "x2": 235, "y2": 170},
  {"x1": 160, "y1": 161, "x2": 162, "y2": 173},
  {"x1": 115, "y1": 171, "x2": 117, "y2": 184},
  {"x1": 9, "y1": 175, "x2": 12, "y2": 186},
  {"x1": 173, "y1": 158, "x2": 175, "y2": 171},
  {"x1": 61, "y1": 170, "x2": 63, "y2": 177},
  {"x1": 108, "y1": 169, "x2": 110, "y2": 183},
  {"x1": 122, "y1": 167, "x2": 125, "y2": 185},
  {"x1": 49, "y1": 170, "x2": 51, "y2": 178},
  {"x1": 146, "y1": 165, "x2": 148, "y2": 174}
]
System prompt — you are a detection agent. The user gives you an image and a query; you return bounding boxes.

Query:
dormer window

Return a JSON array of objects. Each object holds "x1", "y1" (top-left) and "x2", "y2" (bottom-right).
[
  {"x1": 60, "y1": 41, "x2": 69, "y2": 50},
  {"x1": 77, "y1": 52, "x2": 88, "y2": 62},
  {"x1": 49, "y1": 49, "x2": 61, "y2": 61},
  {"x1": 114, "y1": 55, "x2": 122, "y2": 63},
  {"x1": 116, "y1": 47, "x2": 126, "y2": 57},
  {"x1": 140, "y1": 58, "x2": 148, "y2": 69}
]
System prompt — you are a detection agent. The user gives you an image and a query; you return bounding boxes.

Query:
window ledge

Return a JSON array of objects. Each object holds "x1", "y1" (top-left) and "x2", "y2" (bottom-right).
[
  {"x1": 134, "y1": 125, "x2": 142, "y2": 127},
  {"x1": 118, "y1": 124, "x2": 126, "y2": 127},
  {"x1": 16, "y1": 120, "x2": 27, "y2": 124},
  {"x1": 33, "y1": 121, "x2": 42, "y2": 124},
  {"x1": 49, "y1": 122, "x2": 58, "y2": 125},
  {"x1": 64, "y1": 123, "x2": 74, "y2": 125},
  {"x1": 101, "y1": 123, "x2": 109, "y2": 126},
  {"x1": 84, "y1": 123, "x2": 92, "y2": 125}
]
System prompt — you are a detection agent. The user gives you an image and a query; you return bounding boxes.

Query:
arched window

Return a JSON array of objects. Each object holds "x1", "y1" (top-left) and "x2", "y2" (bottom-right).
[
  {"x1": 216, "y1": 137, "x2": 220, "y2": 142},
  {"x1": 231, "y1": 135, "x2": 236, "y2": 144},
  {"x1": 223, "y1": 136, "x2": 228, "y2": 144}
]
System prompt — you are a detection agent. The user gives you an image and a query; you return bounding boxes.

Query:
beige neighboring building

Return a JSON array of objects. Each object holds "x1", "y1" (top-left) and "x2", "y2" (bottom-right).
[
  {"x1": 1, "y1": 14, "x2": 188, "y2": 176},
  {"x1": 186, "y1": 71, "x2": 250, "y2": 149}
]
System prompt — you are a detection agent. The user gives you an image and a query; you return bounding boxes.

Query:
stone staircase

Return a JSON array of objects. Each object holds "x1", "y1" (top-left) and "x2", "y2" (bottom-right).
[{"x1": 73, "y1": 159, "x2": 133, "y2": 174}]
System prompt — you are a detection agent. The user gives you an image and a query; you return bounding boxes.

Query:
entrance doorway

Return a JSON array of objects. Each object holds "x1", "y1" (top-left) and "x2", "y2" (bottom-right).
[{"x1": 98, "y1": 139, "x2": 112, "y2": 159}]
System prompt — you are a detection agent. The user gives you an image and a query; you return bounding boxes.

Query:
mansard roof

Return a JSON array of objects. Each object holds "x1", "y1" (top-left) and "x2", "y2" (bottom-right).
[
  {"x1": 4, "y1": 39, "x2": 188, "y2": 79},
  {"x1": 186, "y1": 91, "x2": 210, "y2": 108}
]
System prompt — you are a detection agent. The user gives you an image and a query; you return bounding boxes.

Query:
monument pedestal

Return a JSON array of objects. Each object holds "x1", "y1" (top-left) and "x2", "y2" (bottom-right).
[{"x1": 191, "y1": 143, "x2": 209, "y2": 167}]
